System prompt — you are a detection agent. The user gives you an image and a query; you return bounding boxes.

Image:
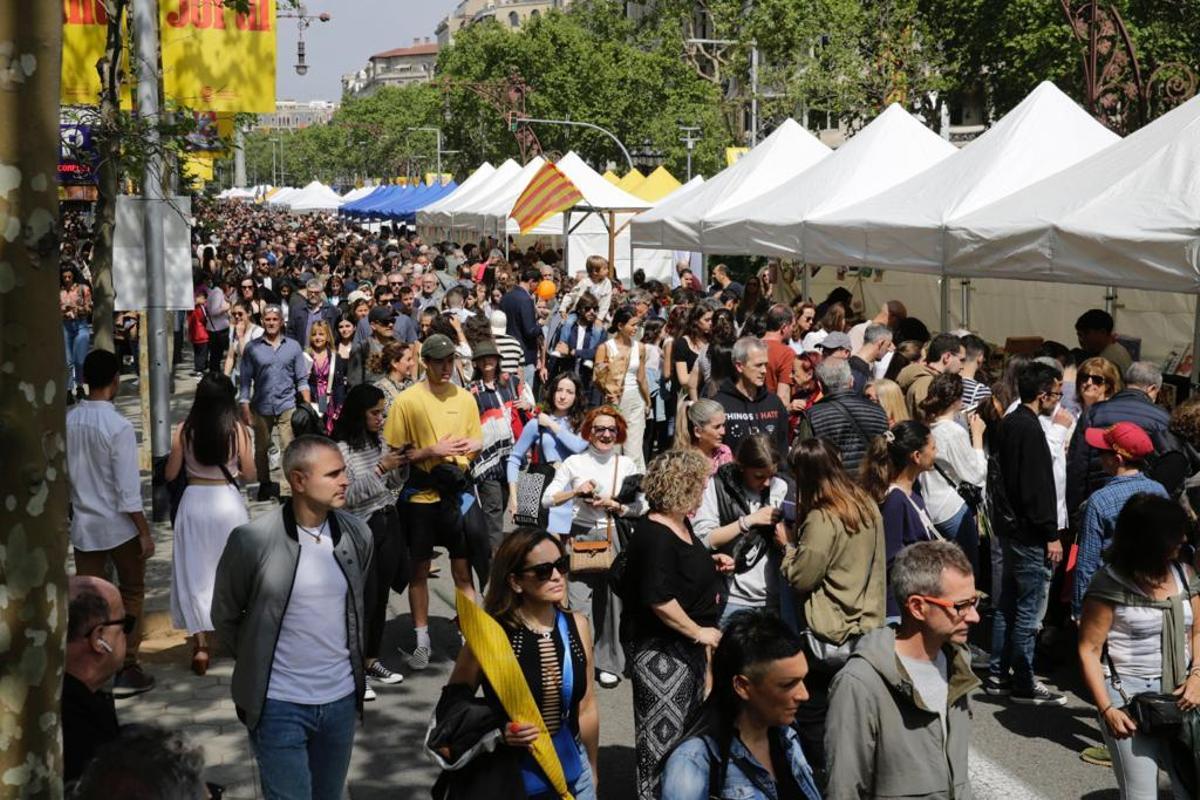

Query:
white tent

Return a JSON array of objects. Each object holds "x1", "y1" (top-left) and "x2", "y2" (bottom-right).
[
  {"x1": 632, "y1": 175, "x2": 707, "y2": 283},
  {"x1": 286, "y1": 181, "x2": 344, "y2": 213},
  {"x1": 947, "y1": 90, "x2": 1200, "y2": 293},
  {"x1": 706, "y1": 104, "x2": 958, "y2": 260},
  {"x1": 439, "y1": 160, "x2": 523, "y2": 230},
  {"x1": 454, "y1": 157, "x2": 546, "y2": 234},
  {"x1": 266, "y1": 186, "x2": 300, "y2": 206},
  {"x1": 218, "y1": 187, "x2": 256, "y2": 200},
  {"x1": 801, "y1": 83, "x2": 1120, "y2": 274},
  {"x1": 339, "y1": 185, "x2": 378, "y2": 204},
  {"x1": 631, "y1": 119, "x2": 831, "y2": 251},
  {"x1": 415, "y1": 162, "x2": 498, "y2": 229}
]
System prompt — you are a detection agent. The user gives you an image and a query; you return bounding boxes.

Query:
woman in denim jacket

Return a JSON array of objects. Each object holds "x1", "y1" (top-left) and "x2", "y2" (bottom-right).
[{"x1": 661, "y1": 610, "x2": 822, "y2": 800}]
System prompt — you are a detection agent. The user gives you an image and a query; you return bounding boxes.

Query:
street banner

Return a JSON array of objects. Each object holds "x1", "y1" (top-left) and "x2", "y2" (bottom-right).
[
  {"x1": 511, "y1": 162, "x2": 583, "y2": 234},
  {"x1": 183, "y1": 153, "x2": 215, "y2": 182},
  {"x1": 160, "y1": 0, "x2": 276, "y2": 113},
  {"x1": 185, "y1": 111, "x2": 234, "y2": 154},
  {"x1": 59, "y1": 123, "x2": 99, "y2": 185},
  {"x1": 62, "y1": 0, "x2": 133, "y2": 108},
  {"x1": 113, "y1": 195, "x2": 194, "y2": 311}
]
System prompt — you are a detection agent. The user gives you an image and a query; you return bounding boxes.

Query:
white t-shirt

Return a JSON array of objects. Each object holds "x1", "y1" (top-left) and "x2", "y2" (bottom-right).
[
  {"x1": 1108, "y1": 566, "x2": 1194, "y2": 679},
  {"x1": 67, "y1": 400, "x2": 142, "y2": 551},
  {"x1": 267, "y1": 520, "x2": 355, "y2": 704},
  {"x1": 899, "y1": 650, "x2": 949, "y2": 742}
]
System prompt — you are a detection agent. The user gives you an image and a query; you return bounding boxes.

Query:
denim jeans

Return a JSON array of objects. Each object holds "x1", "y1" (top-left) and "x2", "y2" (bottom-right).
[
  {"x1": 530, "y1": 740, "x2": 596, "y2": 800},
  {"x1": 989, "y1": 539, "x2": 1052, "y2": 690},
  {"x1": 1100, "y1": 674, "x2": 1190, "y2": 799},
  {"x1": 934, "y1": 504, "x2": 979, "y2": 574},
  {"x1": 63, "y1": 319, "x2": 91, "y2": 392},
  {"x1": 719, "y1": 597, "x2": 760, "y2": 627},
  {"x1": 249, "y1": 692, "x2": 357, "y2": 800}
]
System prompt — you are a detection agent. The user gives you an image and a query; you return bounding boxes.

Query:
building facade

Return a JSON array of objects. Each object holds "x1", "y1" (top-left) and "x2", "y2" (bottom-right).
[
  {"x1": 435, "y1": 0, "x2": 570, "y2": 46},
  {"x1": 341, "y1": 40, "x2": 439, "y2": 99},
  {"x1": 255, "y1": 100, "x2": 338, "y2": 132}
]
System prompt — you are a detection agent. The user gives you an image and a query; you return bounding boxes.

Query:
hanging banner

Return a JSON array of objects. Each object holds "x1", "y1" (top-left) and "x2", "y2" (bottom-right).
[
  {"x1": 59, "y1": 123, "x2": 99, "y2": 185},
  {"x1": 183, "y1": 153, "x2": 215, "y2": 182},
  {"x1": 185, "y1": 111, "x2": 234, "y2": 154},
  {"x1": 160, "y1": 0, "x2": 277, "y2": 113},
  {"x1": 62, "y1": 0, "x2": 134, "y2": 108}
]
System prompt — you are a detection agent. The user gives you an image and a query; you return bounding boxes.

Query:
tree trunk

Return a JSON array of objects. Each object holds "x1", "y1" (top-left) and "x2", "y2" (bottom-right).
[
  {"x1": 0, "y1": 4, "x2": 69, "y2": 799},
  {"x1": 89, "y1": 0, "x2": 128, "y2": 353}
]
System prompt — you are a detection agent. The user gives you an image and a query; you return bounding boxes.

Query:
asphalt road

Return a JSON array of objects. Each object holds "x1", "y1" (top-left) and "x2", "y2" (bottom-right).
[{"x1": 351, "y1": 553, "x2": 1157, "y2": 800}]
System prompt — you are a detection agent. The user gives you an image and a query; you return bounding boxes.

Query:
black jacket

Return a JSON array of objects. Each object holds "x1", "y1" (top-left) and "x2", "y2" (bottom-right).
[
  {"x1": 848, "y1": 355, "x2": 873, "y2": 395},
  {"x1": 500, "y1": 287, "x2": 540, "y2": 363},
  {"x1": 996, "y1": 405, "x2": 1058, "y2": 545},
  {"x1": 807, "y1": 387, "x2": 889, "y2": 473},
  {"x1": 1067, "y1": 388, "x2": 1176, "y2": 513},
  {"x1": 62, "y1": 673, "x2": 119, "y2": 784},
  {"x1": 429, "y1": 684, "x2": 526, "y2": 800},
  {"x1": 714, "y1": 378, "x2": 789, "y2": 464}
]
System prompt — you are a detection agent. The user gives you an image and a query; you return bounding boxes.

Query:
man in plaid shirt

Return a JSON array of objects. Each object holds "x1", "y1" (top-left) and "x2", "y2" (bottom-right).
[{"x1": 1070, "y1": 421, "x2": 1168, "y2": 619}]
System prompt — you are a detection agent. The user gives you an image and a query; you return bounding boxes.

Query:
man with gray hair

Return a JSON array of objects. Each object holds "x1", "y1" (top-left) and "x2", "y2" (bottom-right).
[
  {"x1": 808, "y1": 357, "x2": 889, "y2": 473},
  {"x1": 825, "y1": 541, "x2": 980, "y2": 800},
  {"x1": 213, "y1": 435, "x2": 373, "y2": 800},
  {"x1": 849, "y1": 322, "x2": 893, "y2": 393},
  {"x1": 74, "y1": 725, "x2": 208, "y2": 800},
  {"x1": 286, "y1": 277, "x2": 338, "y2": 344},
  {"x1": 1067, "y1": 359, "x2": 1179, "y2": 511},
  {"x1": 714, "y1": 336, "x2": 790, "y2": 462}
]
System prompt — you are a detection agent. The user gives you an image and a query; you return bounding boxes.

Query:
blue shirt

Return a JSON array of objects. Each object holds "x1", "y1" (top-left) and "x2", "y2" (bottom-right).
[
  {"x1": 1072, "y1": 472, "x2": 1168, "y2": 618},
  {"x1": 662, "y1": 727, "x2": 822, "y2": 800},
  {"x1": 239, "y1": 335, "x2": 310, "y2": 415},
  {"x1": 507, "y1": 416, "x2": 588, "y2": 534}
]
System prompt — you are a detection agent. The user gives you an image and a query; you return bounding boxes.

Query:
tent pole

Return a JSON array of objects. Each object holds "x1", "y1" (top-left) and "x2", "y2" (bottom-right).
[
  {"x1": 608, "y1": 211, "x2": 616, "y2": 280},
  {"x1": 1105, "y1": 286, "x2": 1118, "y2": 320},
  {"x1": 939, "y1": 274, "x2": 950, "y2": 332},
  {"x1": 960, "y1": 280, "x2": 971, "y2": 330},
  {"x1": 562, "y1": 209, "x2": 570, "y2": 275},
  {"x1": 800, "y1": 263, "x2": 810, "y2": 302},
  {"x1": 1192, "y1": 296, "x2": 1200, "y2": 390}
]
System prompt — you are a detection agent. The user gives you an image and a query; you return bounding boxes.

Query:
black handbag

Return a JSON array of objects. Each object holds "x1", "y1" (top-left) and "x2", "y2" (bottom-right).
[
  {"x1": 934, "y1": 462, "x2": 983, "y2": 511},
  {"x1": 1105, "y1": 648, "x2": 1185, "y2": 737}
]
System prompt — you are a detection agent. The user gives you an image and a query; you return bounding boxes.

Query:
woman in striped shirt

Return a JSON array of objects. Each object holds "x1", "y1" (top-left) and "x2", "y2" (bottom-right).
[{"x1": 332, "y1": 383, "x2": 410, "y2": 696}]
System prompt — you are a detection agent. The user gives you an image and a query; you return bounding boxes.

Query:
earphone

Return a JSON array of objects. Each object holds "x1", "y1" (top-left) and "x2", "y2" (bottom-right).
[{"x1": 98, "y1": 640, "x2": 113, "y2": 653}]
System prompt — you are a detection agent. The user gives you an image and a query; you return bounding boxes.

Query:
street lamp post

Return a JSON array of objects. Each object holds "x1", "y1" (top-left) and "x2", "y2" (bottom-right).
[
  {"x1": 277, "y1": 7, "x2": 331, "y2": 76},
  {"x1": 679, "y1": 124, "x2": 701, "y2": 180},
  {"x1": 512, "y1": 117, "x2": 634, "y2": 171}
]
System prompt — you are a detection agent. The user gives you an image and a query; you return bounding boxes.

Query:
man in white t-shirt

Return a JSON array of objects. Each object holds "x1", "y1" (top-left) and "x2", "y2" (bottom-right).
[
  {"x1": 212, "y1": 436, "x2": 373, "y2": 800},
  {"x1": 67, "y1": 349, "x2": 156, "y2": 698},
  {"x1": 826, "y1": 542, "x2": 981, "y2": 799}
]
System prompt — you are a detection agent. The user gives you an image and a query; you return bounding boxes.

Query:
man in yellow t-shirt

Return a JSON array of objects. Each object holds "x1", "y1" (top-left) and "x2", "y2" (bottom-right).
[{"x1": 383, "y1": 333, "x2": 482, "y2": 671}]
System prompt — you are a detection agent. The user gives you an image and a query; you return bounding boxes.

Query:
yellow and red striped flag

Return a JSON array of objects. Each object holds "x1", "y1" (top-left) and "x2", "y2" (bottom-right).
[{"x1": 510, "y1": 162, "x2": 584, "y2": 233}]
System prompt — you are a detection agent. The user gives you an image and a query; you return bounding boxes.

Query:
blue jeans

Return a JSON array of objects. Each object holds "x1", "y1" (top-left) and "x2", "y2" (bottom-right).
[
  {"x1": 248, "y1": 692, "x2": 357, "y2": 800},
  {"x1": 63, "y1": 319, "x2": 91, "y2": 392},
  {"x1": 934, "y1": 504, "x2": 979, "y2": 574},
  {"x1": 1100, "y1": 674, "x2": 1189, "y2": 799},
  {"x1": 989, "y1": 539, "x2": 1051, "y2": 690},
  {"x1": 531, "y1": 740, "x2": 596, "y2": 800},
  {"x1": 720, "y1": 598, "x2": 760, "y2": 627}
]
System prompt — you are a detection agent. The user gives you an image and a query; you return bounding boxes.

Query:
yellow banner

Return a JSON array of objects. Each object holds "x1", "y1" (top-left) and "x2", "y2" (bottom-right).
[
  {"x1": 425, "y1": 173, "x2": 454, "y2": 186},
  {"x1": 183, "y1": 153, "x2": 215, "y2": 182},
  {"x1": 725, "y1": 147, "x2": 750, "y2": 167},
  {"x1": 160, "y1": 0, "x2": 276, "y2": 113},
  {"x1": 62, "y1": 0, "x2": 133, "y2": 108}
]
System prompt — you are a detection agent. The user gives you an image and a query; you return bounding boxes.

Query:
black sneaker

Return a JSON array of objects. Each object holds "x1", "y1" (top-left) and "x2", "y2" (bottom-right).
[
  {"x1": 366, "y1": 661, "x2": 404, "y2": 685},
  {"x1": 982, "y1": 676, "x2": 1011, "y2": 696},
  {"x1": 113, "y1": 664, "x2": 156, "y2": 698},
  {"x1": 1012, "y1": 682, "x2": 1067, "y2": 706}
]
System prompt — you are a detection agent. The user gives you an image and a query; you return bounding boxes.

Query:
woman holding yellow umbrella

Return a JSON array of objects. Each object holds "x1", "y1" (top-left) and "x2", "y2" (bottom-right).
[{"x1": 436, "y1": 528, "x2": 599, "y2": 799}]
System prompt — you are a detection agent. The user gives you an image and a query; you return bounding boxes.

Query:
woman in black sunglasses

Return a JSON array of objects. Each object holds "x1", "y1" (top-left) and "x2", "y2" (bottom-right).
[{"x1": 441, "y1": 528, "x2": 599, "y2": 799}]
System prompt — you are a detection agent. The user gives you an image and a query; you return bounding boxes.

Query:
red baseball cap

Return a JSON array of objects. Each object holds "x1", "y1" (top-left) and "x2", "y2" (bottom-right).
[{"x1": 1085, "y1": 421, "x2": 1154, "y2": 460}]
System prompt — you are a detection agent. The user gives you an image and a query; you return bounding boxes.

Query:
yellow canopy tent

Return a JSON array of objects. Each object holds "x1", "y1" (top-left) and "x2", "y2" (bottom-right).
[
  {"x1": 631, "y1": 165, "x2": 682, "y2": 202},
  {"x1": 616, "y1": 168, "x2": 646, "y2": 193},
  {"x1": 601, "y1": 169, "x2": 621, "y2": 185}
]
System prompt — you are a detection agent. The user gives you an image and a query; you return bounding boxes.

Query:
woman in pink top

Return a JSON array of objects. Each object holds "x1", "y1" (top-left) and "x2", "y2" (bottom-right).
[{"x1": 165, "y1": 373, "x2": 254, "y2": 675}]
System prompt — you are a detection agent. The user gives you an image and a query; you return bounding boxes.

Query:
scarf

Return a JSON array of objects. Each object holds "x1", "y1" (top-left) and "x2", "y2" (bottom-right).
[{"x1": 1084, "y1": 564, "x2": 1199, "y2": 691}]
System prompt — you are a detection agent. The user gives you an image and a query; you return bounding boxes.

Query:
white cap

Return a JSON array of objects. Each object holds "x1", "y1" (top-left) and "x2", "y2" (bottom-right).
[{"x1": 489, "y1": 310, "x2": 507, "y2": 336}]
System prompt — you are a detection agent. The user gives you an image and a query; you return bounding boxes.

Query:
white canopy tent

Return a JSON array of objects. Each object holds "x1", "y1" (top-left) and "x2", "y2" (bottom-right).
[
  {"x1": 438, "y1": 160, "x2": 524, "y2": 231},
  {"x1": 266, "y1": 186, "x2": 299, "y2": 206},
  {"x1": 339, "y1": 185, "x2": 378, "y2": 204},
  {"x1": 947, "y1": 91, "x2": 1200, "y2": 293},
  {"x1": 632, "y1": 175, "x2": 708, "y2": 283},
  {"x1": 804, "y1": 83, "x2": 1120, "y2": 276},
  {"x1": 630, "y1": 118, "x2": 831, "y2": 252},
  {"x1": 415, "y1": 162, "x2": 498, "y2": 230},
  {"x1": 285, "y1": 181, "x2": 344, "y2": 213},
  {"x1": 706, "y1": 104, "x2": 958, "y2": 262},
  {"x1": 455, "y1": 157, "x2": 546, "y2": 235}
]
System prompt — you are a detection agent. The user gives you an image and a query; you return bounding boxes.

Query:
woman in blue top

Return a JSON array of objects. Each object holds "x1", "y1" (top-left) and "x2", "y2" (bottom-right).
[
  {"x1": 507, "y1": 373, "x2": 589, "y2": 534},
  {"x1": 661, "y1": 610, "x2": 821, "y2": 800},
  {"x1": 861, "y1": 420, "x2": 940, "y2": 620}
]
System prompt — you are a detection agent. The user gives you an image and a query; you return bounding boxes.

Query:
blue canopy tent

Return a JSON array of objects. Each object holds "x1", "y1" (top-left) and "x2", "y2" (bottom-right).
[
  {"x1": 389, "y1": 181, "x2": 458, "y2": 222},
  {"x1": 338, "y1": 185, "x2": 396, "y2": 218}
]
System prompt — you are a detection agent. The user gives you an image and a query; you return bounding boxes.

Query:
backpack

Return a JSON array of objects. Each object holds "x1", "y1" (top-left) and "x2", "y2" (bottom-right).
[{"x1": 1145, "y1": 449, "x2": 1190, "y2": 499}]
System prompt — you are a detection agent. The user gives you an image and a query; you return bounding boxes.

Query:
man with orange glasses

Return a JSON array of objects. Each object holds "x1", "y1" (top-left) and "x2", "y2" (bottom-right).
[{"x1": 825, "y1": 542, "x2": 981, "y2": 800}]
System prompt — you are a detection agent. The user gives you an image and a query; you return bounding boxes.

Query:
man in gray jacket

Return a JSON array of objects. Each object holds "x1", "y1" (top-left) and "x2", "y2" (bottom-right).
[
  {"x1": 212, "y1": 435, "x2": 373, "y2": 800},
  {"x1": 825, "y1": 541, "x2": 981, "y2": 800}
]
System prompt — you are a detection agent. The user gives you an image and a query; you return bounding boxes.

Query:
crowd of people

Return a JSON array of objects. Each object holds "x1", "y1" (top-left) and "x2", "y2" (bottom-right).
[{"x1": 59, "y1": 199, "x2": 1200, "y2": 800}]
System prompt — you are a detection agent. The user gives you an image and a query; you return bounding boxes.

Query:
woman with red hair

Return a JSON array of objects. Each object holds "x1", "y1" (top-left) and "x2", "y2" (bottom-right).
[{"x1": 543, "y1": 405, "x2": 647, "y2": 688}]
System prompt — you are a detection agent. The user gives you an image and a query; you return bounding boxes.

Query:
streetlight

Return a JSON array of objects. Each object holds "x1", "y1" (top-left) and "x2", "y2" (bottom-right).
[
  {"x1": 679, "y1": 124, "x2": 701, "y2": 180},
  {"x1": 278, "y1": 7, "x2": 331, "y2": 76},
  {"x1": 511, "y1": 116, "x2": 634, "y2": 171},
  {"x1": 630, "y1": 138, "x2": 665, "y2": 172}
]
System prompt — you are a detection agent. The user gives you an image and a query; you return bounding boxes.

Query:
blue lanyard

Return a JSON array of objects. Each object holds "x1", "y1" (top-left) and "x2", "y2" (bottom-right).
[{"x1": 556, "y1": 610, "x2": 573, "y2": 718}]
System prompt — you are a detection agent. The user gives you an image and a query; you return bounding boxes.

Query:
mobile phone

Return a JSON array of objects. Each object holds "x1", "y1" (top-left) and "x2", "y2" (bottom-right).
[{"x1": 780, "y1": 499, "x2": 796, "y2": 524}]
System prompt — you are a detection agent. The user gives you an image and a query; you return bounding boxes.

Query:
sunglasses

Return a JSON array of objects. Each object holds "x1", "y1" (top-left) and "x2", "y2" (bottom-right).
[
  {"x1": 917, "y1": 593, "x2": 981, "y2": 617},
  {"x1": 1080, "y1": 373, "x2": 1109, "y2": 387},
  {"x1": 515, "y1": 555, "x2": 570, "y2": 582},
  {"x1": 87, "y1": 613, "x2": 137, "y2": 637},
  {"x1": 591, "y1": 425, "x2": 618, "y2": 435}
]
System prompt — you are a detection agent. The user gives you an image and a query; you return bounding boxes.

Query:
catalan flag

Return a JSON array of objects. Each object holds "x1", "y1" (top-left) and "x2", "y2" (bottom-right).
[{"x1": 510, "y1": 162, "x2": 584, "y2": 234}]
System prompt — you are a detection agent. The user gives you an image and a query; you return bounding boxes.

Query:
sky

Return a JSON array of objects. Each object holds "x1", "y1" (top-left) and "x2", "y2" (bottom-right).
[{"x1": 275, "y1": 0, "x2": 458, "y2": 103}]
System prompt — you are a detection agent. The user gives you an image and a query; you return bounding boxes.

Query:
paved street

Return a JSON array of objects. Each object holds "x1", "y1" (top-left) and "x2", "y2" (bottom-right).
[{"x1": 103, "y1": 369, "x2": 1156, "y2": 799}]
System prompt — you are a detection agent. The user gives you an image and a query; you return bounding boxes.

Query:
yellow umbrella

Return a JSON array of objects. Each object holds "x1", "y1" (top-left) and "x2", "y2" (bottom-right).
[{"x1": 456, "y1": 590, "x2": 573, "y2": 799}]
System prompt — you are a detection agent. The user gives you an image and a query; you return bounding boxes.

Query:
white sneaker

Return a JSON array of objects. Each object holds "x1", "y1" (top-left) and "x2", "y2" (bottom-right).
[
  {"x1": 363, "y1": 685, "x2": 377, "y2": 702},
  {"x1": 597, "y1": 670, "x2": 621, "y2": 688},
  {"x1": 407, "y1": 645, "x2": 432, "y2": 671}
]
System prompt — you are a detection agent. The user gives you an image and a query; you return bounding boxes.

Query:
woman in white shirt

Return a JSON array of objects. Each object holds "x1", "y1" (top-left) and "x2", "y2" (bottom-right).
[
  {"x1": 544, "y1": 405, "x2": 646, "y2": 688},
  {"x1": 917, "y1": 373, "x2": 987, "y2": 571}
]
